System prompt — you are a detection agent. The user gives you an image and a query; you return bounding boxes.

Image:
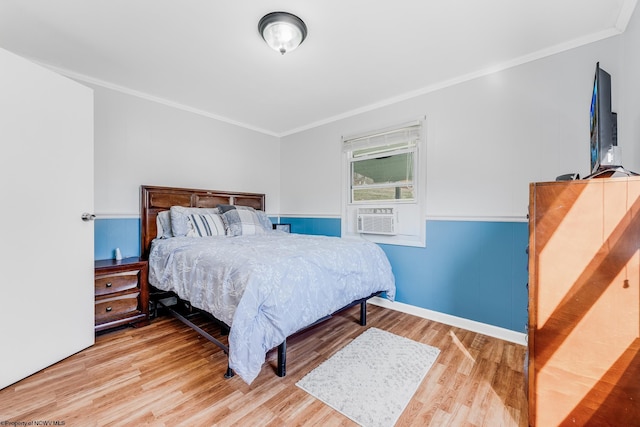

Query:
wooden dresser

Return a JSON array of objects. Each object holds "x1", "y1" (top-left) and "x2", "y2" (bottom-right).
[
  {"x1": 94, "y1": 257, "x2": 149, "y2": 332},
  {"x1": 528, "y1": 177, "x2": 640, "y2": 426}
]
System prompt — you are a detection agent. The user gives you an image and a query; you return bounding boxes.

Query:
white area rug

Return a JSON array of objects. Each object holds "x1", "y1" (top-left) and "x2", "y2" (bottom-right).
[{"x1": 296, "y1": 327, "x2": 440, "y2": 427}]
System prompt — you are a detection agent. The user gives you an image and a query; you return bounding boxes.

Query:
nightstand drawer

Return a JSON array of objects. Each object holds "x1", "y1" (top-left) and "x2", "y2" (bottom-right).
[
  {"x1": 95, "y1": 270, "x2": 140, "y2": 296},
  {"x1": 94, "y1": 257, "x2": 149, "y2": 332},
  {"x1": 95, "y1": 293, "x2": 140, "y2": 324}
]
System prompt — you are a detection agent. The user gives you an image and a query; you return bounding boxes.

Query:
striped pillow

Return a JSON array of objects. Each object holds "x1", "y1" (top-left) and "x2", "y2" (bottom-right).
[
  {"x1": 187, "y1": 213, "x2": 226, "y2": 237},
  {"x1": 170, "y1": 206, "x2": 220, "y2": 236}
]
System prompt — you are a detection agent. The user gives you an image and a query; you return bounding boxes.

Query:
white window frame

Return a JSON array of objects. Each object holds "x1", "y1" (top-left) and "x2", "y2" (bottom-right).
[{"x1": 341, "y1": 119, "x2": 427, "y2": 247}]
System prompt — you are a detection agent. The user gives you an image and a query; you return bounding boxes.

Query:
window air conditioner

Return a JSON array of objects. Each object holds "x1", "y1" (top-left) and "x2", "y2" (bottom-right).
[{"x1": 357, "y1": 207, "x2": 396, "y2": 235}]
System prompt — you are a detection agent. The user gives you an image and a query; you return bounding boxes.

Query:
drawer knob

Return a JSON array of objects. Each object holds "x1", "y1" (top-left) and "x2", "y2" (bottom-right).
[
  {"x1": 106, "y1": 282, "x2": 112, "y2": 288},
  {"x1": 105, "y1": 307, "x2": 112, "y2": 312}
]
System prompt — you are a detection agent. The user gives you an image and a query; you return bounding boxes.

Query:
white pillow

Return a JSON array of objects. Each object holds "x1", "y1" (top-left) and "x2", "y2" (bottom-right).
[{"x1": 156, "y1": 210, "x2": 173, "y2": 239}]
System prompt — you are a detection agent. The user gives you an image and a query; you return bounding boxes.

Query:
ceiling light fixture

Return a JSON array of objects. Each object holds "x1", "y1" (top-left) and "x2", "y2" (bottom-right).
[{"x1": 258, "y1": 11, "x2": 307, "y2": 55}]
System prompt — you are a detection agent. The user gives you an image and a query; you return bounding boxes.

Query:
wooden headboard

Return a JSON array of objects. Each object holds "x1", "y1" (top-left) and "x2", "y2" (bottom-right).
[{"x1": 140, "y1": 185, "x2": 265, "y2": 259}]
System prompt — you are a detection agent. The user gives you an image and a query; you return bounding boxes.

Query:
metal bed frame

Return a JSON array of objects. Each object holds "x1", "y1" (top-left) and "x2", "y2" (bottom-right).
[{"x1": 151, "y1": 289, "x2": 381, "y2": 378}]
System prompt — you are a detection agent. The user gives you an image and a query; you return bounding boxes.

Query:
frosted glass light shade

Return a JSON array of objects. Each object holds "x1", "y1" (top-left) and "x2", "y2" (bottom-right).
[{"x1": 259, "y1": 12, "x2": 307, "y2": 55}]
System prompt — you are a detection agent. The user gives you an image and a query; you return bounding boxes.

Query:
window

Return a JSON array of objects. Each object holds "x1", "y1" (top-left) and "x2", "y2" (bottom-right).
[
  {"x1": 341, "y1": 120, "x2": 426, "y2": 247},
  {"x1": 350, "y1": 141, "x2": 416, "y2": 202}
]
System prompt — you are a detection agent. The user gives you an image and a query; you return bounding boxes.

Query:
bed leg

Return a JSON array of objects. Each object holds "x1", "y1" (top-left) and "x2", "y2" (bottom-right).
[
  {"x1": 360, "y1": 301, "x2": 367, "y2": 326},
  {"x1": 277, "y1": 340, "x2": 286, "y2": 377},
  {"x1": 224, "y1": 364, "x2": 234, "y2": 379}
]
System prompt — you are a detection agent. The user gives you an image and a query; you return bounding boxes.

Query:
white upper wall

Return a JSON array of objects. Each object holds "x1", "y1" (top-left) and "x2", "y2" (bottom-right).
[
  {"x1": 90, "y1": 5, "x2": 640, "y2": 220},
  {"x1": 280, "y1": 10, "x2": 639, "y2": 219},
  {"x1": 92, "y1": 84, "x2": 281, "y2": 216}
]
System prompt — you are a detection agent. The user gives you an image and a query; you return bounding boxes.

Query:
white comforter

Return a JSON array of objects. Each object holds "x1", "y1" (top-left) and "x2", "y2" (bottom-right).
[{"x1": 148, "y1": 232, "x2": 395, "y2": 384}]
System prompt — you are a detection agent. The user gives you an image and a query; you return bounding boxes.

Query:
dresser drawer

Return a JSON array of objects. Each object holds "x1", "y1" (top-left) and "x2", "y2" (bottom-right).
[
  {"x1": 95, "y1": 293, "x2": 140, "y2": 324},
  {"x1": 95, "y1": 270, "x2": 140, "y2": 296}
]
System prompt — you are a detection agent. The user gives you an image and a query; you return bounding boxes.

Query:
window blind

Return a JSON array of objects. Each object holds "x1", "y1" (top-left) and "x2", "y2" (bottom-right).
[{"x1": 342, "y1": 121, "x2": 421, "y2": 153}]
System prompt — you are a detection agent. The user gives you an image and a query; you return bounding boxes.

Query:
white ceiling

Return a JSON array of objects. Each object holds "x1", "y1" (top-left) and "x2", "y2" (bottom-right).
[{"x1": 0, "y1": 0, "x2": 637, "y2": 136}]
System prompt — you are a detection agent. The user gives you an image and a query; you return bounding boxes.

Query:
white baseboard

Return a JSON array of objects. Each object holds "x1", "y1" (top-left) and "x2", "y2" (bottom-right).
[{"x1": 369, "y1": 297, "x2": 527, "y2": 346}]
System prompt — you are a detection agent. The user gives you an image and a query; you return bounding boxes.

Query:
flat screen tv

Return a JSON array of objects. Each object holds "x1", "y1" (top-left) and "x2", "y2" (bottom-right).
[{"x1": 590, "y1": 62, "x2": 616, "y2": 175}]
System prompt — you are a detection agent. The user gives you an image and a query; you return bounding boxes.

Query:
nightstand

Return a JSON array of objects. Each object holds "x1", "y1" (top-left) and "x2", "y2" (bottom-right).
[
  {"x1": 94, "y1": 257, "x2": 149, "y2": 332},
  {"x1": 273, "y1": 223, "x2": 291, "y2": 233}
]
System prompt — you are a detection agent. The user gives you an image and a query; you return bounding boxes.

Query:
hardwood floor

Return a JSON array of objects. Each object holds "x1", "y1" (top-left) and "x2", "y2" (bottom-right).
[{"x1": 1, "y1": 305, "x2": 528, "y2": 426}]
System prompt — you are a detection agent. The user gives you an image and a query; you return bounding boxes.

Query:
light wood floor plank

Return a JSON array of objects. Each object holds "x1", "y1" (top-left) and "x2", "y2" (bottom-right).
[{"x1": 0, "y1": 305, "x2": 527, "y2": 426}]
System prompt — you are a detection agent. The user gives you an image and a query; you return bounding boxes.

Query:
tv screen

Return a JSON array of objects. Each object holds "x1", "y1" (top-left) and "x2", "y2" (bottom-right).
[{"x1": 590, "y1": 62, "x2": 614, "y2": 174}]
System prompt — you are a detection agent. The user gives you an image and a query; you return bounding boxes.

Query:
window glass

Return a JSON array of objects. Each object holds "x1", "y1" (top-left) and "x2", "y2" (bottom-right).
[{"x1": 351, "y1": 151, "x2": 415, "y2": 201}]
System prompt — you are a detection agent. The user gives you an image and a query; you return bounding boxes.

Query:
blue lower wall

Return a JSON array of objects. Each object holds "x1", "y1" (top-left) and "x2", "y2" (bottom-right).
[
  {"x1": 280, "y1": 217, "x2": 529, "y2": 333},
  {"x1": 278, "y1": 217, "x2": 342, "y2": 237},
  {"x1": 95, "y1": 217, "x2": 529, "y2": 333},
  {"x1": 380, "y1": 221, "x2": 528, "y2": 333}
]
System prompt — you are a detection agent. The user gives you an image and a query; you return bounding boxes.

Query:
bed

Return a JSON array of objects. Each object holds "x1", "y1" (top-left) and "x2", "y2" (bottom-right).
[{"x1": 140, "y1": 185, "x2": 396, "y2": 384}]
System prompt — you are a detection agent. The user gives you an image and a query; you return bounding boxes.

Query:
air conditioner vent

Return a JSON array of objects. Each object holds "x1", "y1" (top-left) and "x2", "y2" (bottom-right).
[{"x1": 357, "y1": 207, "x2": 396, "y2": 235}]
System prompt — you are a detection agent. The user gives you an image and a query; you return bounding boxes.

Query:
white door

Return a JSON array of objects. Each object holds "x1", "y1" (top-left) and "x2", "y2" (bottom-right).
[{"x1": 0, "y1": 47, "x2": 94, "y2": 389}]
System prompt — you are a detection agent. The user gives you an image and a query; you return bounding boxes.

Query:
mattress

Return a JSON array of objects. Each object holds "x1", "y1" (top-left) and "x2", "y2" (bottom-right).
[{"x1": 148, "y1": 232, "x2": 395, "y2": 383}]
